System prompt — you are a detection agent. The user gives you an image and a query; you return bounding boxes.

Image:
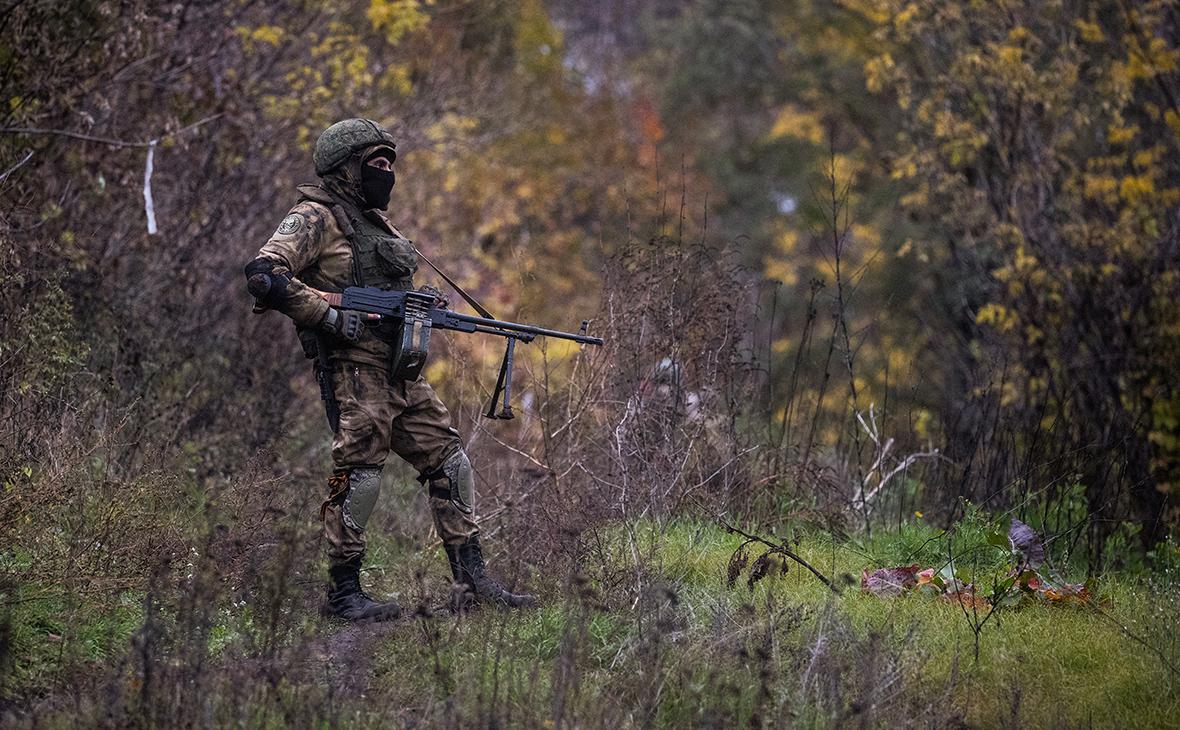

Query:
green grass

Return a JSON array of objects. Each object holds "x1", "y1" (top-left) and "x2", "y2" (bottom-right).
[
  {"x1": 362, "y1": 517, "x2": 1180, "y2": 727},
  {"x1": 5, "y1": 512, "x2": 1176, "y2": 727},
  {"x1": 0, "y1": 581, "x2": 143, "y2": 694}
]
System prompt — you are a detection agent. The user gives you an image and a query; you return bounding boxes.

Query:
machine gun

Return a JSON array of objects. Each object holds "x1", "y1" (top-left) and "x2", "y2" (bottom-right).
[{"x1": 331, "y1": 286, "x2": 603, "y2": 419}]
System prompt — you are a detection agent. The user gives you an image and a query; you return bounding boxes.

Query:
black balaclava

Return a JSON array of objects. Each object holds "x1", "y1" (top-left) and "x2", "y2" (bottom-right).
[
  {"x1": 322, "y1": 144, "x2": 396, "y2": 211},
  {"x1": 360, "y1": 149, "x2": 396, "y2": 210}
]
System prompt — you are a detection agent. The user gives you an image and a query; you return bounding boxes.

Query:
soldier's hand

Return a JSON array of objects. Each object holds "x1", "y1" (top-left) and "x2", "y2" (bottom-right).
[
  {"x1": 321, "y1": 307, "x2": 368, "y2": 342},
  {"x1": 418, "y1": 284, "x2": 449, "y2": 309}
]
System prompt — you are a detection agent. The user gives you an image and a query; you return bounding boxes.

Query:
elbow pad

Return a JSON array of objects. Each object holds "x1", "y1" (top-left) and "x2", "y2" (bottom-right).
[{"x1": 244, "y1": 258, "x2": 293, "y2": 309}]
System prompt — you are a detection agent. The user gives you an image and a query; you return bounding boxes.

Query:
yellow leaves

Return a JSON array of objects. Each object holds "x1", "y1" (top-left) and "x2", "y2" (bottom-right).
[
  {"x1": 764, "y1": 252, "x2": 800, "y2": 288},
  {"x1": 544, "y1": 338, "x2": 584, "y2": 361},
  {"x1": 829, "y1": 153, "x2": 864, "y2": 187},
  {"x1": 913, "y1": 408, "x2": 932, "y2": 440},
  {"x1": 988, "y1": 26, "x2": 1035, "y2": 78},
  {"x1": 1131, "y1": 144, "x2": 1164, "y2": 169},
  {"x1": 763, "y1": 230, "x2": 802, "y2": 286},
  {"x1": 1156, "y1": 109, "x2": 1180, "y2": 139},
  {"x1": 236, "y1": 25, "x2": 285, "y2": 47},
  {"x1": 851, "y1": 223, "x2": 881, "y2": 249},
  {"x1": 428, "y1": 113, "x2": 479, "y2": 142},
  {"x1": 1006, "y1": 26, "x2": 1032, "y2": 45},
  {"x1": 258, "y1": 21, "x2": 380, "y2": 135},
  {"x1": 893, "y1": 3, "x2": 920, "y2": 36},
  {"x1": 366, "y1": 0, "x2": 430, "y2": 45},
  {"x1": 841, "y1": 0, "x2": 891, "y2": 26},
  {"x1": 932, "y1": 109, "x2": 986, "y2": 166},
  {"x1": 777, "y1": 229, "x2": 800, "y2": 254},
  {"x1": 1106, "y1": 123, "x2": 1137, "y2": 145},
  {"x1": 1074, "y1": 19, "x2": 1104, "y2": 44},
  {"x1": 381, "y1": 63, "x2": 414, "y2": 96},
  {"x1": 899, "y1": 187, "x2": 928, "y2": 210},
  {"x1": 998, "y1": 45, "x2": 1024, "y2": 66},
  {"x1": 863, "y1": 53, "x2": 895, "y2": 94},
  {"x1": 976, "y1": 302, "x2": 1018, "y2": 333},
  {"x1": 1119, "y1": 175, "x2": 1156, "y2": 205},
  {"x1": 1124, "y1": 35, "x2": 1180, "y2": 79},
  {"x1": 1083, "y1": 174, "x2": 1119, "y2": 205},
  {"x1": 891, "y1": 150, "x2": 919, "y2": 180},
  {"x1": 546, "y1": 127, "x2": 567, "y2": 146},
  {"x1": 1023, "y1": 323, "x2": 1044, "y2": 347},
  {"x1": 769, "y1": 105, "x2": 825, "y2": 144}
]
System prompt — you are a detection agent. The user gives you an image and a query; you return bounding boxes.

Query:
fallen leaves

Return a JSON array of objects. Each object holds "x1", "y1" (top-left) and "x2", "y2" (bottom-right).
[
  {"x1": 860, "y1": 565, "x2": 921, "y2": 596},
  {"x1": 860, "y1": 519, "x2": 1094, "y2": 610}
]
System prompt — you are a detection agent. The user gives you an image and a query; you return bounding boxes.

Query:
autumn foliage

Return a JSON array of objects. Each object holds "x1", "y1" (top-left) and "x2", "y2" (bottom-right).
[{"x1": 0, "y1": 0, "x2": 1178, "y2": 722}]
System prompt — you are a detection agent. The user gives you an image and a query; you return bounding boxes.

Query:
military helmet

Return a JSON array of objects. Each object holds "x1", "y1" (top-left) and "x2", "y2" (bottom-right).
[{"x1": 313, "y1": 118, "x2": 397, "y2": 176}]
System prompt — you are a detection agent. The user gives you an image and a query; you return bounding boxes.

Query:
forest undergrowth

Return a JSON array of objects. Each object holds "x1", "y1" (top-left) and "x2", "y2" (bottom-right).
[
  {"x1": 3, "y1": 1, "x2": 1180, "y2": 727},
  {"x1": 5, "y1": 501, "x2": 1178, "y2": 728},
  {"x1": 2, "y1": 224, "x2": 1178, "y2": 728}
]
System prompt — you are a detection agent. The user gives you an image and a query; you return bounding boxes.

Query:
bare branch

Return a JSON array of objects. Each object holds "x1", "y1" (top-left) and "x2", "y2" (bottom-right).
[{"x1": 0, "y1": 149, "x2": 34, "y2": 182}]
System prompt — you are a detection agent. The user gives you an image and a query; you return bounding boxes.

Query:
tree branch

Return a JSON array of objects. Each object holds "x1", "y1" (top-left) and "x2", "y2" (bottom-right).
[
  {"x1": 717, "y1": 515, "x2": 840, "y2": 593},
  {"x1": 0, "y1": 113, "x2": 224, "y2": 149}
]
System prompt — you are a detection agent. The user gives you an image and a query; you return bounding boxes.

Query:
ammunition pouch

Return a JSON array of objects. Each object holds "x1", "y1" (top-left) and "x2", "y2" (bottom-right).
[{"x1": 390, "y1": 291, "x2": 434, "y2": 380}]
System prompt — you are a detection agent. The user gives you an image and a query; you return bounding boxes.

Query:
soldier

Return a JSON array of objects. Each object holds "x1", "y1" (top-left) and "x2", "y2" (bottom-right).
[{"x1": 244, "y1": 118, "x2": 535, "y2": 621}]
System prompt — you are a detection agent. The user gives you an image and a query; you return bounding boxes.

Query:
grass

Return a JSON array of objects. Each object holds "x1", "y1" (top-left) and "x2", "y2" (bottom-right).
[
  {"x1": 4, "y1": 510, "x2": 1177, "y2": 727},
  {"x1": 357, "y1": 517, "x2": 1180, "y2": 727}
]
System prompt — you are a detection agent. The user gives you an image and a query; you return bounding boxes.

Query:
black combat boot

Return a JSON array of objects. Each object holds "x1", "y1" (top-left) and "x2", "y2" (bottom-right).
[
  {"x1": 326, "y1": 559, "x2": 402, "y2": 622},
  {"x1": 446, "y1": 536, "x2": 537, "y2": 609}
]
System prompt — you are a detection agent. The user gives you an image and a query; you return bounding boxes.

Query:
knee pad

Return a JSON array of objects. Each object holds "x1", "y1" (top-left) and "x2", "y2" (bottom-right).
[
  {"x1": 423, "y1": 450, "x2": 474, "y2": 515},
  {"x1": 341, "y1": 467, "x2": 382, "y2": 531}
]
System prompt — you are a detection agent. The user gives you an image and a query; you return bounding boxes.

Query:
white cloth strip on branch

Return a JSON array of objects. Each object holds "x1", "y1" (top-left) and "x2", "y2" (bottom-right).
[{"x1": 143, "y1": 139, "x2": 158, "y2": 235}]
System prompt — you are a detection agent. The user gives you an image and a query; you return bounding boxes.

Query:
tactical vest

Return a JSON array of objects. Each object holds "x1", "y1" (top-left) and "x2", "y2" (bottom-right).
[{"x1": 296, "y1": 184, "x2": 417, "y2": 290}]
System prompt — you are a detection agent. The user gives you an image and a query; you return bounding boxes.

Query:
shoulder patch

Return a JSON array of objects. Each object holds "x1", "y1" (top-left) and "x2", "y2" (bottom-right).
[{"x1": 276, "y1": 213, "x2": 304, "y2": 236}]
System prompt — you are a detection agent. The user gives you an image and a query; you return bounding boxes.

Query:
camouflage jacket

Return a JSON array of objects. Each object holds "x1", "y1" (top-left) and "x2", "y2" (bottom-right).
[{"x1": 255, "y1": 184, "x2": 418, "y2": 368}]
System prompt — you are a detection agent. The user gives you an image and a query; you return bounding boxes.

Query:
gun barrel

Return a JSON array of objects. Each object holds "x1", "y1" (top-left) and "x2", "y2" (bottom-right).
[{"x1": 444, "y1": 311, "x2": 603, "y2": 346}]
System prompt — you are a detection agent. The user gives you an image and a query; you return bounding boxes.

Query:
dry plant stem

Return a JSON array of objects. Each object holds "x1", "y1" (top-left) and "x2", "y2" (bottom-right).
[
  {"x1": 853, "y1": 404, "x2": 942, "y2": 520},
  {"x1": 822, "y1": 137, "x2": 870, "y2": 534},
  {"x1": 717, "y1": 516, "x2": 839, "y2": 593},
  {"x1": 0, "y1": 149, "x2": 33, "y2": 182}
]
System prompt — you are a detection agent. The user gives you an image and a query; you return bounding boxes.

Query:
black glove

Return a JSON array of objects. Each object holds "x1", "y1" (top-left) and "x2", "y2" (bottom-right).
[
  {"x1": 321, "y1": 307, "x2": 365, "y2": 342},
  {"x1": 244, "y1": 258, "x2": 292, "y2": 309},
  {"x1": 418, "y1": 283, "x2": 449, "y2": 309}
]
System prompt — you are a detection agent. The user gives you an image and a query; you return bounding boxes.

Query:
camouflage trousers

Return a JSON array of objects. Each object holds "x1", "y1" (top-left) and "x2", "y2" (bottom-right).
[{"x1": 320, "y1": 363, "x2": 479, "y2": 568}]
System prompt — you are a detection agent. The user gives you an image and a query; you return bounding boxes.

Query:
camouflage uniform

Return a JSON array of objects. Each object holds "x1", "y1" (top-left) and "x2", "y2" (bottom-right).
[
  {"x1": 255, "y1": 184, "x2": 478, "y2": 561},
  {"x1": 246, "y1": 119, "x2": 532, "y2": 619}
]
